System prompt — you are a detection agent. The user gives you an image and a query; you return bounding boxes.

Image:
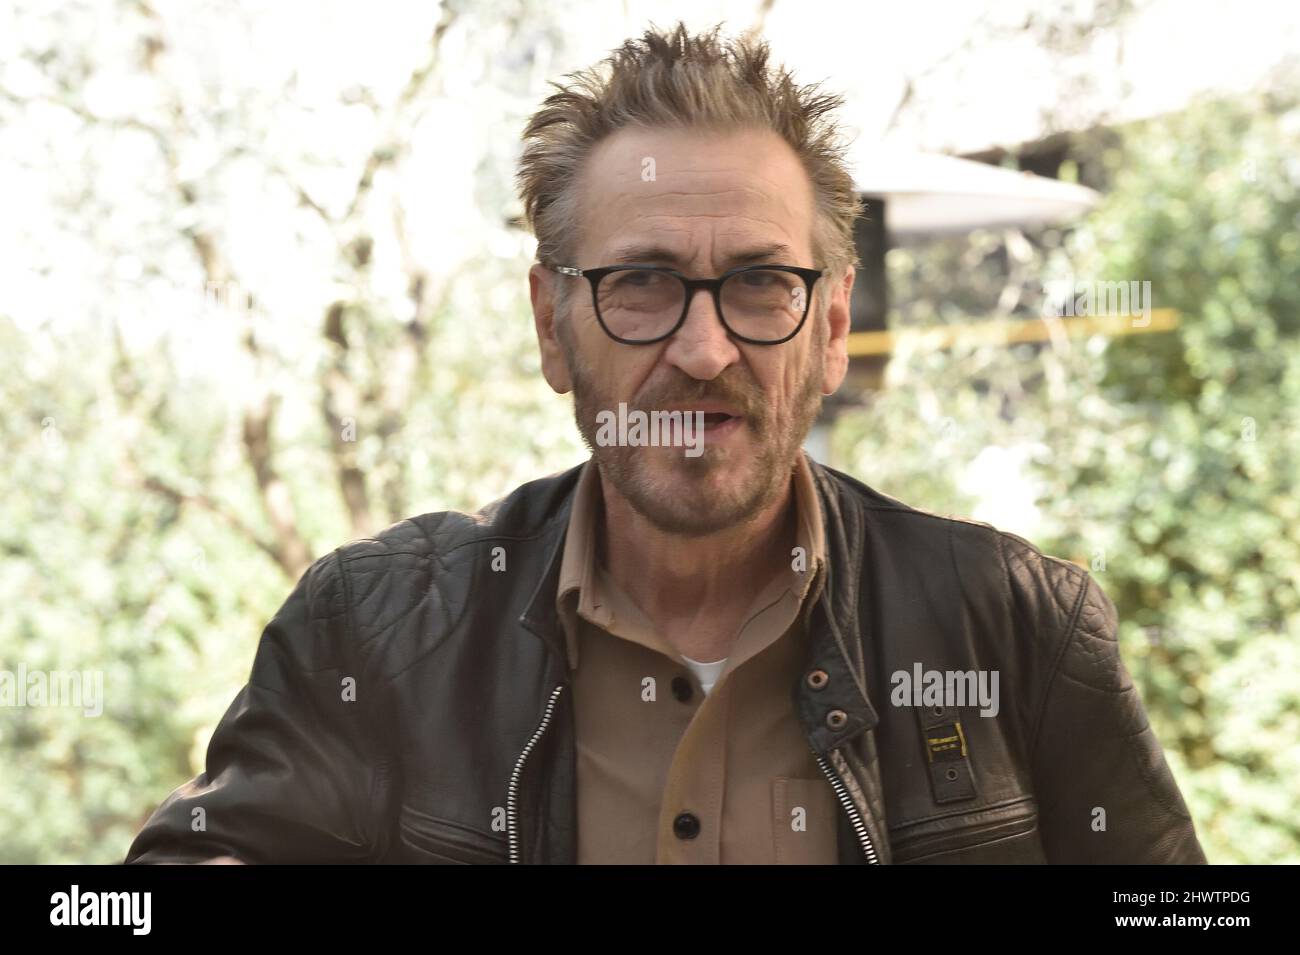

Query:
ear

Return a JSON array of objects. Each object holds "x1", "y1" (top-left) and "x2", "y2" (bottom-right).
[
  {"x1": 820, "y1": 265, "x2": 854, "y2": 395},
  {"x1": 529, "y1": 263, "x2": 573, "y2": 394}
]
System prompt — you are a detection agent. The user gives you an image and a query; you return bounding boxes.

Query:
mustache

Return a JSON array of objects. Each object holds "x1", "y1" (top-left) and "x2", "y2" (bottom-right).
[{"x1": 630, "y1": 370, "x2": 766, "y2": 422}]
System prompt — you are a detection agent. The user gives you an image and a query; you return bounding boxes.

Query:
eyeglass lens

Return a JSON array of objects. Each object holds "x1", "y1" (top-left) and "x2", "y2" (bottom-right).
[{"x1": 595, "y1": 269, "x2": 808, "y2": 342}]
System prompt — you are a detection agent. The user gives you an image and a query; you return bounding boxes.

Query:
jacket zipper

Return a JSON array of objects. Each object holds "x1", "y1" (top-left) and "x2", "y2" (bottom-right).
[
  {"x1": 509, "y1": 686, "x2": 877, "y2": 864},
  {"x1": 813, "y1": 748, "x2": 880, "y2": 865},
  {"x1": 507, "y1": 684, "x2": 565, "y2": 864}
]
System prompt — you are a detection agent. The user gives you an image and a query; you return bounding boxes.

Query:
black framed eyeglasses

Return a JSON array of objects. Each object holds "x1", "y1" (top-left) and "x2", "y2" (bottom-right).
[{"x1": 547, "y1": 263, "x2": 824, "y2": 345}]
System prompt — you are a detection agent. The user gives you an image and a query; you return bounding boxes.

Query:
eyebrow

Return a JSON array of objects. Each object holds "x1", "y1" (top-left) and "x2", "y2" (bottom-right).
[{"x1": 605, "y1": 242, "x2": 797, "y2": 269}]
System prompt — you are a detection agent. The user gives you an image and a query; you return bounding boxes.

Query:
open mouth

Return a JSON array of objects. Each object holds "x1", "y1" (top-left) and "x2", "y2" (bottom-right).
[{"x1": 699, "y1": 412, "x2": 744, "y2": 436}]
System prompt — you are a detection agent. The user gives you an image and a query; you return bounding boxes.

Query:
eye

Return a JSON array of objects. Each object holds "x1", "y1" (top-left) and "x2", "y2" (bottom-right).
[
  {"x1": 615, "y1": 269, "x2": 666, "y2": 288},
  {"x1": 737, "y1": 269, "x2": 787, "y2": 289}
]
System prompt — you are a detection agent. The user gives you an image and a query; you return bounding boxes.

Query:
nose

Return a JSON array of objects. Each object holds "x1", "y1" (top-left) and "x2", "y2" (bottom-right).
[{"x1": 662, "y1": 284, "x2": 741, "y2": 381}]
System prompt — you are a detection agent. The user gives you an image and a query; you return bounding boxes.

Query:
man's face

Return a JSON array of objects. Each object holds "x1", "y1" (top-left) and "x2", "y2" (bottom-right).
[{"x1": 531, "y1": 126, "x2": 853, "y2": 536}]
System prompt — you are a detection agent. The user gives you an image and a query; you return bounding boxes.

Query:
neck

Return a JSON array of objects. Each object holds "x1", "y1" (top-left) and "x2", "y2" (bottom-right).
[{"x1": 596, "y1": 463, "x2": 798, "y2": 660}]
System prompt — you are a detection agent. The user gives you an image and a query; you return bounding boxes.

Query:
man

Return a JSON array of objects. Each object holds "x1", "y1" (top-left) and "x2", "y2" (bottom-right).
[{"x1": 126, "y1": 23, "x2": 1205, "y2": 864}]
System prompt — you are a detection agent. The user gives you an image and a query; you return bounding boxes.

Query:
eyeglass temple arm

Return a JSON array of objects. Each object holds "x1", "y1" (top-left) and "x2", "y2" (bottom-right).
[{"x1": 549, "y1": 265, "x2": 583, "y2": 277}]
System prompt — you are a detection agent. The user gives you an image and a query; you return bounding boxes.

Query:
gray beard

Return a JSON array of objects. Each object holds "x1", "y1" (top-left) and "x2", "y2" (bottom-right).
[{"x1": 563, "y1": 326, "x2": 825, "y2": 537}]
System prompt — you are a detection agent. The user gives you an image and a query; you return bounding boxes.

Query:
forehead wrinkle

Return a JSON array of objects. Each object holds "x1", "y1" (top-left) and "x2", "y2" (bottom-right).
[
  {"x1": 618, "y1": 215, "x2": 804, "y2": 253},
  {"x1": 622, "y1": 210, "x2": 795, "y2": 228},
  {"x1": 598, "y1": 215, "x2": 807, "y2": 270},
  {"x1": 619, "y1": 184, "x2": 801, "y2": 219},
  {"x1": 610, "y1": 206, "x2": 804, "y2": 237},
  {"x1": 625, "y1": 182, "x2": 785, "y2": 201}
]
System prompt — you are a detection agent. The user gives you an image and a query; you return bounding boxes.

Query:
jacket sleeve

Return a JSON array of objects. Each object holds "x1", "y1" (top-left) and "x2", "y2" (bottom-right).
[
  {"x1": 1032, "y1": 572, "x2": 1206, "y2": 863},
  {"x1": 125, "y1": 551, "x2": 396, "y2": 864}
]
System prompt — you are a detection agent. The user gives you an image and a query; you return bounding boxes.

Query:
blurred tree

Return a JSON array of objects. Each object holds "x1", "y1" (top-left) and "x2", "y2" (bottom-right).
[
  {"x1": 1043, "y1": 91, "x2": 1300, "y2": 863},
  {"x1": 0, "y1": 0, "x2": 585, "y2": 862},
  {"x1": 835, "y1": 91, "x2": 1300, "y2": 862}
]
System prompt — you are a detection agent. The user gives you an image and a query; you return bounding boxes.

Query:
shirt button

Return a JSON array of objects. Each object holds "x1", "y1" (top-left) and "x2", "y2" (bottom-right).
[
  {"x1": 806, "y1": 669, "x2": 830, "y2": 690},
  {"x1": 672, "y1": 812, "x2": 701, "y2": 840},
  {"x1": 671, "y1": 676, "x2": 693, "y2": 702}
]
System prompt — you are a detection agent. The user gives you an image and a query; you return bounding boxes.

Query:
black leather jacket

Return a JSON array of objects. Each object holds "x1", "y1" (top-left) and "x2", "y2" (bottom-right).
[{"x1": 126, "y1": 458, "x2": 1206, "y2": 864}]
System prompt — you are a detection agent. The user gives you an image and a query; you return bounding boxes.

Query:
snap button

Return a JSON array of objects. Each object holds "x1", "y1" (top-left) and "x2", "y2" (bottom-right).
[
  {"x1": 671, "y1": 676, "x2": 693, "y2": 703},
  {"x1": 825, "y1": 709, "x2": 848, "y2": 730},
  {"x1": 672, "y1": 812, "x2": 701, "y2": 840},
  {"x1": 806, "y1": 669, "x2": 830, "y2": 690}
]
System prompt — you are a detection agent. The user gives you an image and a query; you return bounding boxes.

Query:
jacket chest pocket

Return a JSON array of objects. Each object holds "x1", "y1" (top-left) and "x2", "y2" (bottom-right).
[
  {"x1": 888, "y1": 796, "x2": 1042, "y2": 864},
  {"x1": 398, "y1": 805, "x2": 508, "y2": 864}
]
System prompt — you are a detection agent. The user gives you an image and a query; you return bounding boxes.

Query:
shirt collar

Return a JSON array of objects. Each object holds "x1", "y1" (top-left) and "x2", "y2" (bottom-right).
[{"x1": 555, "y1": 452, "x2": 828, "y2": 670}]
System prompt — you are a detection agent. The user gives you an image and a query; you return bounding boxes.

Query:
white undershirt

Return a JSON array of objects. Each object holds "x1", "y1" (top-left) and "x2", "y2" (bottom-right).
[{"x1": 680, "y1": 655, "x2": 728, "y2": 696}]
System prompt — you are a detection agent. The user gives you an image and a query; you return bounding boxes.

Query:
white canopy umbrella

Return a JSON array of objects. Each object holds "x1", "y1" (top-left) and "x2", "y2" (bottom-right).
[
  {"x1": 847, "y1": 146, "x2": 1101, "y2": 240},
  {"x1": 807, "y1": 146, "x2": 1103, "y2": 461}
]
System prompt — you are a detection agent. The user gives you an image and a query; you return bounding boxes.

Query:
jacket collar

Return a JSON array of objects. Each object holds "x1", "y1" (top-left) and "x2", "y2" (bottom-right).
[
  {"x1": 518, "y1": 467, "x2": 579, "y2": 669},
  {"x1": 519, "y1": 455, "x2": 877, "y2": 739}
]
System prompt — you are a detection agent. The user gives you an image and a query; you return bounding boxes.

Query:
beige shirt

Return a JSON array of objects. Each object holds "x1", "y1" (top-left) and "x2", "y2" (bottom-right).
[{"x1": 556, "y1": 455, "x2": 841, "y2": 864}]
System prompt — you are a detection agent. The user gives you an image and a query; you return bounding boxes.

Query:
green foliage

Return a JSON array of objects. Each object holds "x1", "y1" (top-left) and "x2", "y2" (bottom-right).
[
  {"x1": 1047, "y1": 94, "x2": 1300, "y2": 862},
  {"x1": 0, "y1": 270, "x2": 583, "y2": 863},
  {"x1": 0, "y1": 0, "x2": 584, "y2": 863},
  {"x1": 0, "y1": 318, "x2": 287, "y2": 862},
  {"x1": 836, "y1": 93, "x2": 1300, "y2": 862}
]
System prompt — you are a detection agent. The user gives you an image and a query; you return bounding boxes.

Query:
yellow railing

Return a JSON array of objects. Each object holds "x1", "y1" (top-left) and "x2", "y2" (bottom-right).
[{"x1": 846, "y1": 309, "x2": 1180, "y2": 357}]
